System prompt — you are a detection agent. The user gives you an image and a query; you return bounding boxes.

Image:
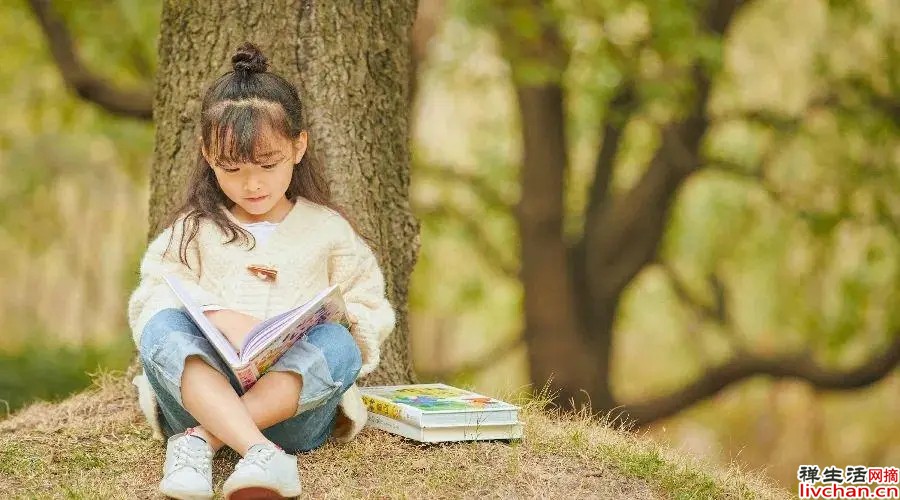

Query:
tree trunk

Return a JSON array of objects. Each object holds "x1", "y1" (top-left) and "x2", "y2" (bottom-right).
[
  {"x1": 145, "y1": 0, "x2": 419, "y2": 384},
  {"x1": 516, "y1": 86, "x2": 613, "y2": 411}
]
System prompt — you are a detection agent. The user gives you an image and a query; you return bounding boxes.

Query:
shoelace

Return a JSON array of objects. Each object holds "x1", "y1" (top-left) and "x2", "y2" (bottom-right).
[
  {"x1": 235, "y1": 445, "x2": 277, "y2": 471},
  {"x1": 171, "y1": 438, "x2": 213, "y2": 476}
]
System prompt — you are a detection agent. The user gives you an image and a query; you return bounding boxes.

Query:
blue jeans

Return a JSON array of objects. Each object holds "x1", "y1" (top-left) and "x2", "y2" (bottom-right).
[{"x1": 138, "y1": 308, "x2": 362, "y2": 453}]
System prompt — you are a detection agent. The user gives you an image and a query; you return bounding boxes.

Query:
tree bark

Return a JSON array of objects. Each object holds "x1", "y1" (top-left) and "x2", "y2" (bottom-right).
[{"x1": 146, "y1": 0, "x2": 419, "y2": 384}]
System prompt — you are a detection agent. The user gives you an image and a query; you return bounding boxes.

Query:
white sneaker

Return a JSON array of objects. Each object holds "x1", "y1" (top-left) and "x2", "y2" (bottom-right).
[
  {"x1": 223, "y1": 442, "x2": 302, "y2": 499},
  {"x1": 159, "y1": 432, "x2": 215, "y2": 500}
]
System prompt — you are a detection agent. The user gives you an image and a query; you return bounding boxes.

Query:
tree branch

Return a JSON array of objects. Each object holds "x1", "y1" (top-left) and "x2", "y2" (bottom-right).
[
  {"x1": 27, "y1": 0, "x2": 153, "y2": 120},
  {"x1": 703, "y1": 0, "x2": 746, "y2": 36},
  {"x1": 659, "y1": 260, "x2": 752, "y2": 357},
  {"x1": 416, "y1": 335, "x2": 524, "y2": 380},
  {"x1": 581, "y1": 0, "x2": 748, "y2": 304},
  {"x1": 627, "y1": 90, "x2": 899, "y2": 425},
  {"x1": 414, "y1": 161, "x2": 516, "y2": 212},
  {"x1": 112, "y1": 0, "x2": 155, "y2": 81},
  {"x1": 718, "y1": 158, "x2": 900, "y2": 240},
  {"x1": 416, "y1": 203, "x2": 518, "y2": 278},
  {"x1": 584, "y1": 100, "x2": 707, "y2": 301},
  {"x1": 660, "y1": 262, "x2": 720, "y2": 322},
  {"x1": 600, "y1": 2, "x2": 900, "y2": 426},
  {"x1": 657, "y1": 261, "x2": 719, "y2": 367},
  {"x1": 569, "y1": 82, "x2": 637, "y2": 332},
  {"x1": 619, "y1": 335, "x2": 900, "y2": 426},
  {"x1": 413, "y1": 160, "x2": 518, "y2": 277},
  {"x1": 583, "y1": 82, "x2": 637, "y2": 229}
]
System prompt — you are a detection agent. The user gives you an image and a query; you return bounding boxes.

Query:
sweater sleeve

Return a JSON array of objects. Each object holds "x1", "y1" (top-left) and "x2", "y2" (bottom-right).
[
  {"x1": 328, "y1": 217, "x2": 396, "y2": 377},
  {"x1": 127, "y1": 217, "x2": 226, "y2": 346}
]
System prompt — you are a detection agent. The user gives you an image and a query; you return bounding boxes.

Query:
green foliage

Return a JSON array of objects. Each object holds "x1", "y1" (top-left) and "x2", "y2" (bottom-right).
[
  {"x1": 0, "y1": 2, "x2": 155, "y2": 419},
  {"x1": 50, "y1": 0, "x2": 159, "y2": 85},
  {"x1": 0, "y1": 0, "x2": 157, "y2": 250},
  {"x1": 456, "y1": 1, "x2": 569, "y2": 85},
  {"x1": 416, "y1": 0, "x2": 899, "y2": 381},
  {"x1": 0, "y1": 333, "x2": 133, "y2": 417},
  {"x1": 601, "y1": 444, "x2": 726, "y2": 499}
]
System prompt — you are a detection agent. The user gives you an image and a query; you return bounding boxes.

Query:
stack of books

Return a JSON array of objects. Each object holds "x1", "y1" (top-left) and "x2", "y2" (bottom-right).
[{"x1": 360, "y1": 383, "x2": 523, "y2": 443}]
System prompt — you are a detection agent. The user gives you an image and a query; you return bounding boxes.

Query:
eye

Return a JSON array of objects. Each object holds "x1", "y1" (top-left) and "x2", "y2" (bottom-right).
[
  {"x1": 261, "y1": 163, "x2": 278, "y2": 170},
  {"x1": 222, "y1": 167, "x2": 240, "y2": 173}
]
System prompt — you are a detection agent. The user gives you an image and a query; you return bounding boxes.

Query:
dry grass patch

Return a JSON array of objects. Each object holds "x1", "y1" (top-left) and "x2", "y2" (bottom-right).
[{"x1": 0, "y1": 370, "x2": 790, "y2": 499}]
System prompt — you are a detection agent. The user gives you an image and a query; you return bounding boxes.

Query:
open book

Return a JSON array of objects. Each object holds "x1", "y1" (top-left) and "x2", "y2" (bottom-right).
[{"x1": 163, "y1": 274, "x2": 349, "y2": 392}]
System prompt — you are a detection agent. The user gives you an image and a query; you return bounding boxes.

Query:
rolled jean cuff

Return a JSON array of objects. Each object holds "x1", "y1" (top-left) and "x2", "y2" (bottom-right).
[
  {"x1": 268, "y1": 339, "x2": 343, "y2": 417},
  {"x1": 143, "y1": 331, "x2": 232, "y2": 408}
]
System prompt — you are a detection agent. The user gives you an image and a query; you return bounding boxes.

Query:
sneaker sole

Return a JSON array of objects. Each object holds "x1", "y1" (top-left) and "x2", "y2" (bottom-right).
[
  {"x1": 225, "y1": 485, "x2": 302, "y2": 499},
  {"x1": 159, "y1": 485, "x2": 213, "y2": 500}
]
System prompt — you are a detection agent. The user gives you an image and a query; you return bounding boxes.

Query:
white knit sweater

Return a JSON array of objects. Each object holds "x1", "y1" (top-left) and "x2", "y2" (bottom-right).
[{"x1": 127, "y1": 197, "x2": 395, "y2": 442}]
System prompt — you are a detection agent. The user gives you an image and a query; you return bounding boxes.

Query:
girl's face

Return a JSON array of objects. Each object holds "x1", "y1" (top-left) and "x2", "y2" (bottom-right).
[{"x1": 203, "y1": 129, "x2": 307, "y2": 222}]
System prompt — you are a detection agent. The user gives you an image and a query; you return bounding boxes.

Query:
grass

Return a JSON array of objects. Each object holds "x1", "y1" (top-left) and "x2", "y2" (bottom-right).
[
  {"x1": 0, "y1": 369, "x2": 792, "y2": 499},
  {"x1": 0, "y1": 336, "x2": 133, "y2": 416}
]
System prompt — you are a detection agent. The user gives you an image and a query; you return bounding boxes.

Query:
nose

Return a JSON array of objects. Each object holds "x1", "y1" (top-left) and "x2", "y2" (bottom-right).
[{"x1": 244, "y1": 174, "x2": 263, "y2": 193}]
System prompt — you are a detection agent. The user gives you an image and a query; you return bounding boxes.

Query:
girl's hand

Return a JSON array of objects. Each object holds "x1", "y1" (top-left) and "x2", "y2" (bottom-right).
[{"x1": 203, "y1": 309, "x2": 262, "y2": 351}]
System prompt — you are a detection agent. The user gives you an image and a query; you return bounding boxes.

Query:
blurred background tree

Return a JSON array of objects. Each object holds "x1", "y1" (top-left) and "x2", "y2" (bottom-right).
[
  {"x1": 434, "y1": 0, "x2": 900, "y2": 425},
  {"x1": 1, "y1": 0, "x2": 897, "y2": 488},
  {"x1": 410, "y1": 0, "x2": 900, "y2": 484}
]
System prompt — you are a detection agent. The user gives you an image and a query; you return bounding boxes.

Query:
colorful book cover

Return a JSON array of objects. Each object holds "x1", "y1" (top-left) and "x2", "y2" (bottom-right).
[{"x1": 360, "y1": 383, "x2": 520, "y2": 427}]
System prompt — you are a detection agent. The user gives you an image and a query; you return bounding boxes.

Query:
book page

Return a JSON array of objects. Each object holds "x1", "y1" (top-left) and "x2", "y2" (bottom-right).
[
  {"x1": 238, "y1": 307, "x2": 296, "y2": 354},
  {"x1": 241, "y1": 285, "x2": 343, "y2": 358},
  {"x1": 242, "y1": 285, "x2": 349, "y2": 366},
  {"x1": 163, "y1": 274, "x2": 239, "y2": 366}
]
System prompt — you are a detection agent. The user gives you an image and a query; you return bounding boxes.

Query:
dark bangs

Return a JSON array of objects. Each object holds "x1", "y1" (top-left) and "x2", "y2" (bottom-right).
[{"x1": 201, "y1": 99, "x2": 292, "y2": 167}]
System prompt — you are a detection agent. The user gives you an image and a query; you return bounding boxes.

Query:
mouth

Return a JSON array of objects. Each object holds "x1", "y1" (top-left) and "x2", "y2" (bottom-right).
[{"x1": 245, "y1": 195, "x2": 269, "y2": 203}]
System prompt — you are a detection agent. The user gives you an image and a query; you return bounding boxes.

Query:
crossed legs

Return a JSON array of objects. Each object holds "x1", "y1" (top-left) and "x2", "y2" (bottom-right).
[
  {"x1": 138, "y1": 310, "x2": 363, "y2": 455},
  {"x1": 181, "y1": 357, "x2": 303, "y2": 455}
]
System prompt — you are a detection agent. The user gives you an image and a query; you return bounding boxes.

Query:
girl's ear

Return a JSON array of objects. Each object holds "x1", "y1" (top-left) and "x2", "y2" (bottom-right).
[{"x1": 293, "y1": 131, "x2": 308, "y2": 164}]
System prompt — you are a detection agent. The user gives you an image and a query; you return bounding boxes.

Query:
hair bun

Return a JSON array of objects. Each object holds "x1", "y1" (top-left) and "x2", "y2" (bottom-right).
[{"x1": 232, "y1": 42, "x2": 268, "y2": 74}]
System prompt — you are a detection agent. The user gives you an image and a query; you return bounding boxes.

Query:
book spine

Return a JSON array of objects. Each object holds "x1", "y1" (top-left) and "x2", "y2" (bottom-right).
[
  {"x1": 234, "y1": 364, "x2": 259, "y2": 393},
  {"x1": 361, "y1": 395, "x2": 422, "y2": 426}
]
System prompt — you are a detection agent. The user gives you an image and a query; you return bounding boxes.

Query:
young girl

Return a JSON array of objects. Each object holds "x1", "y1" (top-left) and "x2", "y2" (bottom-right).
[{"x1": 127, "y1": 42, "x2": 395, "y2": 500}]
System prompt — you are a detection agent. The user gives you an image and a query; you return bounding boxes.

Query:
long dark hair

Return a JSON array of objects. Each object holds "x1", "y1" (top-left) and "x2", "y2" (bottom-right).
[{"x1": 160, "y1": 42, "x2": 359, "y2": 268}]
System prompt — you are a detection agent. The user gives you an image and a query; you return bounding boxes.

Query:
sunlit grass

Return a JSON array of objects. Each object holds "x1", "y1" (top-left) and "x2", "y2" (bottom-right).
[
  {"x1": 0, "y1": 333, "x2": 133, "y2": 417},
  {"x1": 0, "y1": 375, "x2": 790, "y2": 499}
]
